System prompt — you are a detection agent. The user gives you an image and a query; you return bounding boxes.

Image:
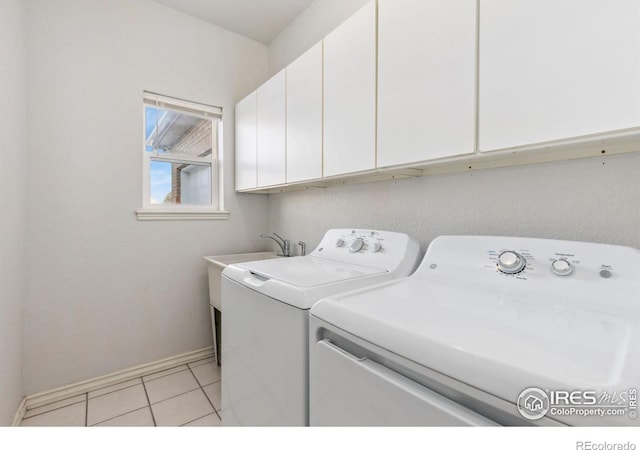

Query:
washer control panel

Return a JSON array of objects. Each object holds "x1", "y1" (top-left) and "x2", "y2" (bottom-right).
[
  {"x1": 310, "y1": 229, "x2": 422, "y2": 274},
  {"x1": 330, "y1": 230, "x2": 386, "y2": 254}
]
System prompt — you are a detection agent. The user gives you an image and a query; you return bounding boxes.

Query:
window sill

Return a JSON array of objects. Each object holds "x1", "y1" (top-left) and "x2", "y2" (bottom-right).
[{"x1": 135, "y1": 208, "x2": 230, "y2": 221}]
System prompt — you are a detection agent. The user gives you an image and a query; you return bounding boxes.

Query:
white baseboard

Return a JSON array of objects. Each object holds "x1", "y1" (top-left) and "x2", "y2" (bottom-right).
[
  {"x1": 19, "y1": 346, "x2": 215, "y2": 417},
  {"x1": 11, "y1": 397, "x2": 27, "y2": 427}
]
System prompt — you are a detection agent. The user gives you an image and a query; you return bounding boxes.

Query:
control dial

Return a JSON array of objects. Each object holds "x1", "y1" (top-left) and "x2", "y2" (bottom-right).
[
  {"x1": 551, "y1": 259, "x2": 573, "y2": 276},
  {"x1": 349, "y1": 238, "x2": 365, "y2": 253},
  {"x1": 336, "y1": 239, "x2": 345, "y2": 247},
  {"x1": 371, "y1": 242, "x2": 382, "y2": 253},
  {"x1": 497, "y1": 251, "x2": 526, "y2": 274}
]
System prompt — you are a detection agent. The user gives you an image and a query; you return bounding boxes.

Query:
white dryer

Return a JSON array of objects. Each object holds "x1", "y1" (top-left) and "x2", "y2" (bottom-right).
[
  {"x1": 220, "y1": 229, "x2": 421, "y2": 426},
  {"x1": 309, "y1": 235, "x2": 640, "y2": 426}
]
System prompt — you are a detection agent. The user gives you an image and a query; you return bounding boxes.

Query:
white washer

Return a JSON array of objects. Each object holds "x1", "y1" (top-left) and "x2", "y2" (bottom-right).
[
  {"x1": 220, "y1": 228, "x2": 421, "y2": 426},
  {"x1": 309, "y1": 235, "x2": 640, "y2": 426}
]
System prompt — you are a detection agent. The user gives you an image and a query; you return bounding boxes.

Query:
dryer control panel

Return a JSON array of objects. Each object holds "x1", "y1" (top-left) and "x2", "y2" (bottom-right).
[
  {"x1": 309, "y1": 229, "x2": 422, "y2": 275},
  {"x1": 485, "y1": 242, "x2": 620, "y2": 281},
  {"x1": 416, "y1": 235, "x2": 640, "y2": 316}
]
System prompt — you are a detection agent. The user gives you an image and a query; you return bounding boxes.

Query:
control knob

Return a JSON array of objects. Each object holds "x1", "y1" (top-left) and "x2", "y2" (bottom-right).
[
  {"x1": 497, "y1": 251, "x2": 526, "y2": 274},
  {"x1": 336, "y1": 239, "x2": 345, "y2": 247},
  {"x1": 551, "y1": 259, "x2": 573, "y2": 276},
  {"x1": 371, "y1": 242, "x2": 382, "y2": 253},
  {"x1": 349, "y1": 238, "x2": 365, "y2": 253}
]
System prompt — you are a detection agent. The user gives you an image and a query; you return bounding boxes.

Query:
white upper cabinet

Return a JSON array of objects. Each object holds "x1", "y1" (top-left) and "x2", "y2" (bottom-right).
[
  {"x1": 479, "y1": 0, "x2": 640, "y2": 152},
  {"x1": 287, "y1": 42, "x2": 323, "y2": 183},
  {"x1": 377, "y1": 0, "x2": 476, "y2": 167},
  {"x1": 257, "y1": 70, "x2": 286, "y2": 187},
  {"x1": 323, "y1": 0, "x2": 377, "y2": 177},
  {"x1": 236, "y1": 0, "x2": 640, "y2": 192},
  {"x1": 235, "y1": 91, "x2": 257, "y2": 191}
]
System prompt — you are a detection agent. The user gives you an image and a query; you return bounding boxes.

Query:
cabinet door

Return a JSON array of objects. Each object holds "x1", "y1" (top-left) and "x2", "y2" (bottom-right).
[
  {"x1": 257, "y1": 70, "x2": 286, "y2": 187},
  {"x1": 377, "y1": 0, "x2": 476, "y2": 167},
  {"x1": 479, "y1": 0, "x2": 640, "y2": 152},
  {"x1": 287, "y1": 42, "x2": 323, "y2": 183},
  {"x1": 323, "y1": 0, "x2": 376, "y2": 177},
  {"x1": 235, "y1": 92, "x2": 257, "y2": 191}
]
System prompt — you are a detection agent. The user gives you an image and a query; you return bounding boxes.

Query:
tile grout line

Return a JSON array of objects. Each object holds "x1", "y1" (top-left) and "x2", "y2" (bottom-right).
[
  {"x1": 187, "y1": 366, "x2": 220, "y2": 420},
  {"x1": 23, "y1": 357, "x2": 218, "y2": 427},
  {"x1": 142, "y1": 367, "x2": 190, "y2": 383},
  {"x1": 147, "y1": 386, "x2": 204, "y2": 407},
  {"x1": 88, "y1": 405, "x2": 150, "y2": 427},
  {"x1": 142, "y1": 357, "x2": 214, "y2": 382},
  {"x1": 87, "y1": 380, "x2": 143, "y2": 401},
  {"x1": 141, "y1": 377, "x2": 157, "y2": 427},
  {"x1": 180, "y1": 412, "x2": 218, "y2": 427},
  {"x1": 24, "y1": 357, "x2": 215, "y2": 415}
]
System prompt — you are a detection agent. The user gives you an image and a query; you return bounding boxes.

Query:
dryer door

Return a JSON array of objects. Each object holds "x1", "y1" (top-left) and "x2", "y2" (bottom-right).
[{"x1": 310, "y1": 339, "x2": 497, "y2": 426}]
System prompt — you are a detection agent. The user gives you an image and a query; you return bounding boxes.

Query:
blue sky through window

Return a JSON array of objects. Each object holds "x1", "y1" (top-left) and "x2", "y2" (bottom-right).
[{"x1": 145, "y1": 106, "x2": 172, "y2": 203}]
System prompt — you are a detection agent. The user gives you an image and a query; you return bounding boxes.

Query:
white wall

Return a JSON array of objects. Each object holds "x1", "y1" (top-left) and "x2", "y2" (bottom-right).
[
  {"x1": 0, "y1": 0, "x2": 27, "y2": 425},
  {"x1": 269, "y1": 154, "x2": 640, "y2": 252},
  {"x1": 24, "y1": 0, "x2": 270, "y2": 394},
  {"x1": 267, "y1": 0, "x2": 640, "y2": 252}
]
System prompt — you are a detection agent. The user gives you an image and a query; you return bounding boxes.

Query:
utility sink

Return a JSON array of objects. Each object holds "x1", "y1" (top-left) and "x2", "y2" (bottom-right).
[
  {"x1": 204, "y1": 252, "x2": 280, "y2": 311},
  {"x1": 203, "y1": 252, "x2": 280, "y2": 364}
]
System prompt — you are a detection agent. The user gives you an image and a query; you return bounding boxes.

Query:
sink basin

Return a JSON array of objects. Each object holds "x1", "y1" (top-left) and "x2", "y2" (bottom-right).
[
  {"x1": 203, "y1": 252, "x2": 280, "y2": 365},
  {"x1": 204, "y1": 252, "x2": 279, "y2": 310}
]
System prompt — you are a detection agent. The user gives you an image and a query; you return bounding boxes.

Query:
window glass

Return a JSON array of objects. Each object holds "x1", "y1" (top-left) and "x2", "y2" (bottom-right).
[
  {"x1": 145, "y1": 107, "x2": 213, "y2": 157},
  {"x1": 150, "y1": 160, "x2": 212, "y2": 206},
  {"x1": 140, "y1": 92, "x2": 223, "y2": 214}
]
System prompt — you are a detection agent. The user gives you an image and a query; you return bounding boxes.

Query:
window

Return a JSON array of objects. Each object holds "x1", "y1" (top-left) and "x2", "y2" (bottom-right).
[{"x1": 136, "y1": 92, "x2": 228, "y2": 221}]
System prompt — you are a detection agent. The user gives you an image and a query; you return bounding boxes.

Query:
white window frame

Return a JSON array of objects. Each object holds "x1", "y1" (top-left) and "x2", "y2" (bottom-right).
[{"x1": 136, "y1": 92, "x2": 229, "y2": 221}]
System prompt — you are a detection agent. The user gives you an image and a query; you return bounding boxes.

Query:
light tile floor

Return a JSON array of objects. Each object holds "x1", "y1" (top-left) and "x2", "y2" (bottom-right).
[{"x1": 21, "y1": 357, "x2": 221, "y2": 427}]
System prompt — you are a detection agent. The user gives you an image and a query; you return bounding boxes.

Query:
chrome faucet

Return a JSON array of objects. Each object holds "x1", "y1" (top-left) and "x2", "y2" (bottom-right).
[
  {"x1": 298, "y1": 241, "x2": 307, "y2": 256},
  {"x1": 260, "y1": 232, "x2": 291, "y2": 257}
]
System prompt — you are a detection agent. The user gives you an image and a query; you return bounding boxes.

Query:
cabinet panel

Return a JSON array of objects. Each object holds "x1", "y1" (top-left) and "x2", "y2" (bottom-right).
[
  {"x1": 479, "y1": 0, "x2": 640, "y2": 152},
  {"x1": 323, "y1": 1, "x2": 376, "y2": 177},
  {"x1": 377, "y1": 0, "x2": 476, "y2": 167},
  {"x1": 257, "y1": 70, "x2": 286, "y2": 187},
  {"x1": 235, "y1": 92, "x2": 257, "y2": 191},
  {"x1": 287, "y1": 42, "x2": 323, "y2": 183}
]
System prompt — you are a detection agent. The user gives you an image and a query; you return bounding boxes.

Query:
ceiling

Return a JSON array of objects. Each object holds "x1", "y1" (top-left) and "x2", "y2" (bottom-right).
[{"x1": 153, "y1": 0, "x2": 315, "y2": 44}]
